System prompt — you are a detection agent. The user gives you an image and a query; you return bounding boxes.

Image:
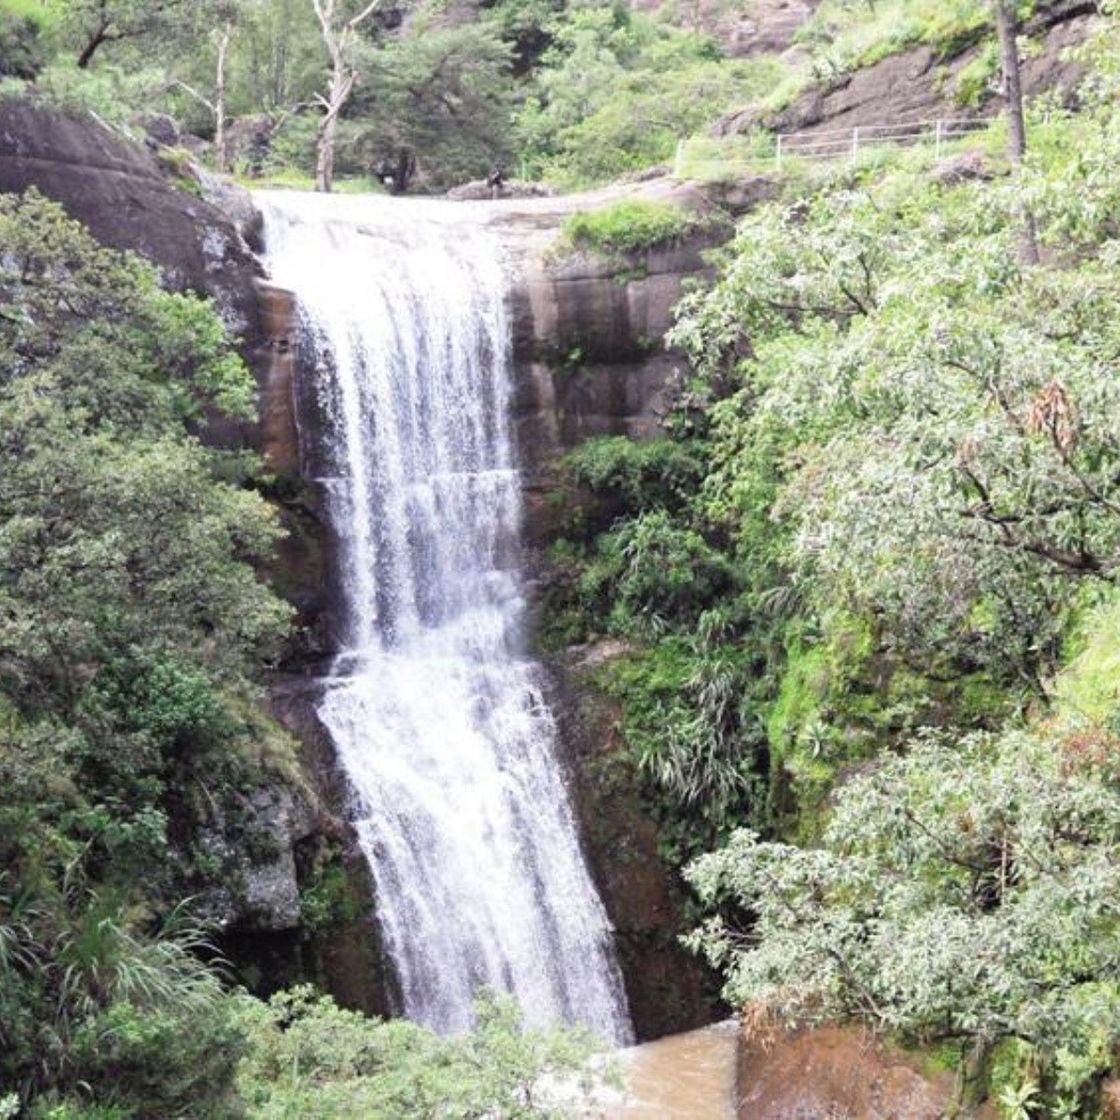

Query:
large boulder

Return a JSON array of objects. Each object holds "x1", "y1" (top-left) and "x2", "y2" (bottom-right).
[
  {"x1": 736, "y1": 1024, "x2": 996, "y2": 1119},
  {"x1": 0, "y1": 97, "x2": 260, "y2": 341}
]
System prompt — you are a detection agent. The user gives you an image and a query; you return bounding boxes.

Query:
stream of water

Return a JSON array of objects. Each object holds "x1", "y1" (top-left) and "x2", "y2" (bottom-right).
[
  {"x1": 612, "y1": 1021, "x2": 739, "y2": 1119},
  {"x1": 257, "y1": 191, "x2": 632, "y2": 1044}
]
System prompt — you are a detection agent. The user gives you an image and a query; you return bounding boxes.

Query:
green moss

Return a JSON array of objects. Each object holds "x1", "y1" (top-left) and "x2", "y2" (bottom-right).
[
  {"x1": 766, "y1": 612, "x2": 875, "y2": 770},
  {"x1": 559, "y1": 199, "x2": 710, "y2": 259},
  {"x1": 764, "y1": 609, "x2": 1013, "y2": 842},
  {"x1": 921, "y1": 1040, "x2": 964, "y2": 1076},
  {"x1": 1053, "y1": 589, "x2": 1120, "y2": 726},
  {"x1": 299, "y1": 857, "x2": 362, "y2": 933},
  {"x1": 986, "y1": 1038, "x2": 1040, "y2": 1116},
  {"x1": 155, "y1": 147, "x2": 203, "y2": 197}
]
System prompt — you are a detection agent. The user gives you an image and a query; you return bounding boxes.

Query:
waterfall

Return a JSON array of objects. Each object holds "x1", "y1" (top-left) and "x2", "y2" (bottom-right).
[{"x1": 257, "y1": 191, "x2": 632, "y2": 1044}]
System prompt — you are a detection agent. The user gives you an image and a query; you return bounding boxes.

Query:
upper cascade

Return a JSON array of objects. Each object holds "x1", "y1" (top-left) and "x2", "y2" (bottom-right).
[{"x1": 257, "y1": 190, "x2": 632, "y2": 1044}]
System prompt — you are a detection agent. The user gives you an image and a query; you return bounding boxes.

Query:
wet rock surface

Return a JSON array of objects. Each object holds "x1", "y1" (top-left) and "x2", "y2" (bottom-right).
[
  {"x1": 196, "y1": 785, "x2": 318, "y2": 932},
  {"x1": 736, "y1": 1025, "x2": 984, "y2": 1120},
  {"x1": 491, "y1": 179, "x2": 730, "y2": 469},
  {"x1": 551, "y1": 648, "x2": 726, "y2": 1041}
]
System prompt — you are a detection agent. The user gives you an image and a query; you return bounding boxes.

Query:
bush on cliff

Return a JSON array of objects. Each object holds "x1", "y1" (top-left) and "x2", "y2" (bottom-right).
[{"x1": 561, "y1": 198, "x2": 710, "y2": 258}]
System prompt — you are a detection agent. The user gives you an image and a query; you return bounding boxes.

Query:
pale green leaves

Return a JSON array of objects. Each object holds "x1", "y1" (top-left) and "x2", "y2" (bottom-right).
[{"x1": 686, "y1": 730, "x2": 1120, "y2": 1101}]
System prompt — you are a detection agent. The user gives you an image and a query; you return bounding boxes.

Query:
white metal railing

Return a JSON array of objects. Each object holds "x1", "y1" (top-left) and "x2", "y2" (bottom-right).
[
  {"x1": 774, "y1": 118, "x2": 992, "y2": 166},
  {"x1": 673, "y1": 117, "x2": 993, "y2": 179}
]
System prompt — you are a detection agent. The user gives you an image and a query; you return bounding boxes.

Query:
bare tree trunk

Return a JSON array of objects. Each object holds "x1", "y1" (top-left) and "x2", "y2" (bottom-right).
[
  {"x1": 311, "y1": 0, "x2": 383, "y2": 193},
  {"x1": 214, "y1": 22, "x2": 233, "y2": 173},
  {"x1": 994, "y1": 0, "x2": 1039, "y2": 263},
  {"x1": 77, "y1": 19, "x2": 111, "y2": 68},
  {"x1": 315, "y1": 65, "x2": 353, "y2": 192},
  {"x1": 995, "y1": 0, "x2": 1027, "y2": 163}
]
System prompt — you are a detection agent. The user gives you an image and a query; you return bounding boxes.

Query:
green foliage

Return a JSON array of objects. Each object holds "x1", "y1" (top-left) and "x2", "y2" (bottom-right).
[
  {"x1": 298, "y1": 857, "x2": 360, "y2": 933},
  {"x1": 0, "y1": 0, "x2": 55, "y2": 79},
  {"x1": 560, "y1": 199, "x2": 708, "y2": 258},
  {"x1": 574, "y1": 510, "x2": 732, "y2": 637},
  {"x1": 56, "y1": 0, "x2": 216, "y2": 68},
  {"x1": 1, "y1": 885, "x2": 246, "y2": 1116},
  {"x1": 7, "y1": 61, "x2": 165, "y2": 124},
  {"x1": 515, "y1": 3, "x2": 782, "y2": 186},
  {"x1": 343, "y1": 19, "x2": 516, "y2": 189},
  {"x1": 595, "y1": 636, "x2": 762, "y2": 862},
  {"x1": 954, "y1": 39, "x2": 999, "y2": 108},
  {"x1": 561, "y1": 435, "x2": 705, "y2": 512},
  {"x1": 794, "y1": 0, "x2": 988, "y2": 77},
  {"x1": 686, "y1": 728, "x2": 1120, "y2": 1114},
  {"x1": 672, "y1": 54, "x2": 1120, "y2": 1113},
  {"x1": 669, "y1": 110, "x2": 1120, "y2": 697},
  {"x1": 0, "y1": 191, "x2": 295, "y2": 1113},
  {"x1": 1053, "y1": 591, "x2": 1120, "y2": 725},
  {"x1": 234, "y1": 986, "x2": 606, "y2": 1119}
]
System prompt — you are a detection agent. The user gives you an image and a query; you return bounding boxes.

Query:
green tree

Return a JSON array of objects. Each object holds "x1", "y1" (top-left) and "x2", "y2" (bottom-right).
[
  {"x1": 686, "y1": 728, "x2": 1120, "y2": 1113},
  {"x1": 346, "y1": 19, "x2": 514, "y2": 190},
  {"x1": 310, "y1": 0, "x2": 394, "y2": 191},
  {"x1": 670, "y1": 159, "x2": 1120, "y2": 696},
  {"x1": 60, "y1": 0, "x2": 206, "y2": 68},
  {"x1": 0, "y1": 191, "x2": 293, "y2": 1111}
]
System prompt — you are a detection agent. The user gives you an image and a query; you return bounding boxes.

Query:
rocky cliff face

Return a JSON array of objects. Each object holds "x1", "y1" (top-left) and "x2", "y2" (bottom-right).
[
  {"x1": 716, "y1": 0, "x2": 1100, "y2": 138},
  {"x1": 629, "y1": 0, "x2": 816, "y2": 56}
]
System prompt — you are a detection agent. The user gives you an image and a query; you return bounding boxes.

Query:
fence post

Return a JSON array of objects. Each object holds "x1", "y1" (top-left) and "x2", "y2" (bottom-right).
[
  {"x1": 776, "y1": 133, "x2": 783, "y2": 170},
  {"x1": 934, "y1": 119, "x2": 943, "y2": 161},
  {"x1": 851, "y1": 126, "x2": 859, "y2": 164}
]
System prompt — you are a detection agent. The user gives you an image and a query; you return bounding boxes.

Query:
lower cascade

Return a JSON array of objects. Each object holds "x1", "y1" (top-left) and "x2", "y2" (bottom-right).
[{"x1": 258, "y1": 191, "x2": 633, "y2": 1044}]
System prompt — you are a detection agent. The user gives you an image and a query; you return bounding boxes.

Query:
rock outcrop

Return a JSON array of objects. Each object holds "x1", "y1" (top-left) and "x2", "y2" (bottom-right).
[
  {"x1": 197, "y1": 785, "x2": 319, "y2": 932},
  {"x1": 447, "y1": 177, "x2": 555, "y2": 201},
  {"x1": 555, "y1": 650, "x2": 725, "y2": 1040},
  {"x1": 736, "y1": 1024, "x2": 998, "y2": 1119},
  {"x1": 0, "y1": 98, "x2": 258, "y2": 341},
  {"x1": 0, "y1": 97, "x2": 291, "y2": 463},
  {"x1": 716, "y1": 1, "x2": 1100, "y2": 139},
  {"x1": 629, "y1": 0, "x2": 816, "y2": 56}
]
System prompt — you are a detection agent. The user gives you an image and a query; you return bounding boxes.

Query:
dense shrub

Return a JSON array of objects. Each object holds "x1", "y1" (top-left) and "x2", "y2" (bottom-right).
[
  {"x1": 561, "y1": 199, "x2": 707, "y2": 257},
  {"x1": 0, "y1": 191, "x2": 293, "y2": 1112}
]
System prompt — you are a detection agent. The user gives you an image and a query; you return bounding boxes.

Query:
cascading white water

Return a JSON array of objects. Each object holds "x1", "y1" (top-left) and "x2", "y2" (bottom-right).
[{"x1": 257, "y1": 191, "x2": 632, "y2": 1044}]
